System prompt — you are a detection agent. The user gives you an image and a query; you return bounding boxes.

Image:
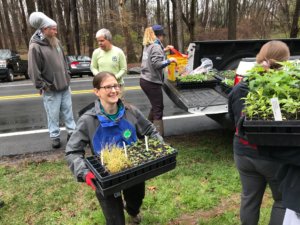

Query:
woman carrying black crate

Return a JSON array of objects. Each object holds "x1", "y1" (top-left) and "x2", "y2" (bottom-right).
[{"x1": 65, "y1": 71, "x2": 163, "y2": 225}]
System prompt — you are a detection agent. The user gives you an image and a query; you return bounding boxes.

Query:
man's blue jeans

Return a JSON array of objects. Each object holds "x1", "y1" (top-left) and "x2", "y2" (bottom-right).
[{"x1": 42, "y1": 87, "x2": 76, "y2": 139}]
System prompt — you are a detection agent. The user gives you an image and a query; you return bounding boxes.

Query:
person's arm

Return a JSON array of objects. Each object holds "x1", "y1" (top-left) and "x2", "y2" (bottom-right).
[
  {"x1": 28, "y1": 45, "x2": 46, "y2": 90},
  {"x1": 90, "y1": 49, "x2": 99, "y2": 76},
  {"x1": 150, "y1": 45, "x2": 176, "y2": 70},
  {"x1": 65, "y1": 115, "x2": 90, "y2": 182},
  {"x1": 115, "y1": 49, "x2": 127, "y2": 81}
]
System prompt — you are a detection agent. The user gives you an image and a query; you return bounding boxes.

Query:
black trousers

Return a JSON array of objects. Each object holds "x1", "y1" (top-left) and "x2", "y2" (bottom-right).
[
  {"x1": 140, "y1": 78, "x2": 164, "y2": 120},
  {"x1": 234, "y1": 153, "x2": 285, "y2": 225},
  {"x1": 95, "y1": 182, "x2": 145, "y2": 225}
]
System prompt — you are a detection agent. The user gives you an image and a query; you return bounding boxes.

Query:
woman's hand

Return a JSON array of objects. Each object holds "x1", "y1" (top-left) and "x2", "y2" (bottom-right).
[
  {"x1": 168, "y1": 57, "x2": 177, "y2": 64},
  {"x1": 164, "y1": 45, "x2": 174, "y2": 52}
]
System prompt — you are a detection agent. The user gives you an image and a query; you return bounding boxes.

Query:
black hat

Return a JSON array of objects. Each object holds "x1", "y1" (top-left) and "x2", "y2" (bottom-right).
[{"x1": 152, "y1": 24, "x2": 165, "y2": 36}]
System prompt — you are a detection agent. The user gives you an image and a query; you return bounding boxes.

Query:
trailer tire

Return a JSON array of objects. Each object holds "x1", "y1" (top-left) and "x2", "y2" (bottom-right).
[
  {"x1": 24, "y1": 73, "x2": 30, "y2": 79},
  {"x1": 7, "y1": 69, "x2": 14, "y2": 82}
]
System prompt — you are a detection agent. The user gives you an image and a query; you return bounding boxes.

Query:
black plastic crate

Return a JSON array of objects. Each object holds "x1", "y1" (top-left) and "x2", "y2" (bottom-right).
[
  {"x1": 243, "y1": 119, "x2": 300, "y2": 147},
  {"x1": 175, "y1": 78, "x2": 218, "y2": 89},
  {"x1": 85, "y1": 152, "x2": 177, "y2": 196}
]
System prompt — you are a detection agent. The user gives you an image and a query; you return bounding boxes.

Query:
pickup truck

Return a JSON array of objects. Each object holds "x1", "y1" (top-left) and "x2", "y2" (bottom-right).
[
  {"x1": 163, "y1": 39, "x2": 300, "y2": 129},
  {"x1": 0, "y1": 49, "x2": 28, "y2": 82}
]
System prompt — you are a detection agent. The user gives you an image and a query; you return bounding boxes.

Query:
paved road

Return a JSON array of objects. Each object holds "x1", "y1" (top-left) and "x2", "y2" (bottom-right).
[{"x1": 0, "y1": 75, "x2": 222, "y2": 156}]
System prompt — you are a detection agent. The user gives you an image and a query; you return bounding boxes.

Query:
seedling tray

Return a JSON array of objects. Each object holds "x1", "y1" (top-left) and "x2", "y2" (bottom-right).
[
  {"x1": 85, "y1": 152, "x2": 177, "y2": 196},
  {"x1": 214, "y1": 74, "x2": 232, "y2": 94},
  {"x1": 176, "y1": 78, "x2": 218, "y2": 89},
  {"x1": 243, "y1": 119, "x2": 300, "y2": 147}
]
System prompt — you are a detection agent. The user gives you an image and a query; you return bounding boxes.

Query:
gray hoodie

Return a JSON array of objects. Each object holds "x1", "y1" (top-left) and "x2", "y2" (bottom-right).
[
  {"x1": 65, "y1": 100, "x2": 163, "y2": 182},
  {"x1": 28, "y1": 30, "x2": 70, "y2": 91},
  {"x1": 140, "y1": 40, "x2": 170, "y2": 85}
]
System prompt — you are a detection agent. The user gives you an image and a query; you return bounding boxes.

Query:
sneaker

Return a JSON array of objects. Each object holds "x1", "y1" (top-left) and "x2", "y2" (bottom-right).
[
  {"x1": 128, "y1": 214, "x2": 141, "y2": 225},
  {"x1": 52, "y1": 138, "x2": 61, "y2": 148}
]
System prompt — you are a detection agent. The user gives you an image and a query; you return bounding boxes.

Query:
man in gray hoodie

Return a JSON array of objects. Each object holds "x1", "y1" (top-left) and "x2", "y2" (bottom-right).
[{"x1": 28, "y1": 12, "x2": 76, "y2": 148}]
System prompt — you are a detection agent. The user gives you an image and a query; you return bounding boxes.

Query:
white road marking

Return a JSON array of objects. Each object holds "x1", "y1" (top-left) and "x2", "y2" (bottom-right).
[
  {"x1": 0, "y1": 76, "x2": 139, "y2": 88},
  {"x1": 0, "y1": 113, "x2": 205, "y2": 137}
]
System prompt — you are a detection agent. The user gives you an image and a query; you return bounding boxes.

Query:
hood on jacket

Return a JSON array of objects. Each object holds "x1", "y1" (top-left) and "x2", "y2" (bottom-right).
[{"x1": 29, "y1": 30, "x2": 49, "y2": 46}]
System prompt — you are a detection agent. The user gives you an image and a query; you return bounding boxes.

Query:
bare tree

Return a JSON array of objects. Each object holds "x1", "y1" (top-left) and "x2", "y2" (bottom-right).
[
  {"x1": 182, "y1": 0, "x2": 196, "y2": 42},
  {"x1": 228, "y1": 0, "x2": 237, "y2": 39},
  {"x1": 71, "y1": 0, "x2": 81, "y2": 54},
  {"x1": 19, "y1": 0, "x2": 30, "y2": 48},
  {"x1": 175, "y1": 0, "x2": 184, "y2": 51},
  {"x1": 156, "y1": 0, "x2": 162, "y2": 25},
  {"x1": 2, "y1": 0, "x2": 16, "y2": 50},
  {"x1": 118, "y1": 0, "x2": 137, "y2": 63},
  {"x1": 63, "y1": 0, "x2": 75, "y2": 55},
  {"x1": 10, "y1": 0, "x2": 23, "y2": 46},
  {"x1": 88, "y1": 0, "x2": 96, "y2": 56},
  {"x1": 290, "y1": 0, "x2": 300, "y2": 38},
  {"x1": 0, "y1": 2, "x2": 9, "y2": 48}
]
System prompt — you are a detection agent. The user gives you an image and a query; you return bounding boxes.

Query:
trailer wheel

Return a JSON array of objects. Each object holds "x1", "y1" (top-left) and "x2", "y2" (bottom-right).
[
  {"x1": 7, "y1": 69, "x2": 14, "y2": 82},
  {"x1": 24, "y1": 72, "x2": 30, "y2": 79}
]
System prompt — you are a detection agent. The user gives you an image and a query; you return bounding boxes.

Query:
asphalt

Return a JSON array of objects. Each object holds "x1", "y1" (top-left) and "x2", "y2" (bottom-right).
[{"x1": 0, "y1": 114, "x2": 222, "y2": 156}]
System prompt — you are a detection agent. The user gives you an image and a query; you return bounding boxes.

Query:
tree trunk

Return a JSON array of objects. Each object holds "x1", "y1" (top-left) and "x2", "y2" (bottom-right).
[
  {"x1": 71, "y1": 0, "x2": 81, "y2": 55},
  {"x1": 2, "y1": 0, "x2": 16, "y2": 50},
  {"x1": 63, "y1": 0, "x2": 75, "y2": 55},
  {"x1": 25, "y1": 0, "x2": 36, "y2": 34},
  {"x1": 10, "y1": 0, "x2": 22, "y2": 46},
  {"x1": 290, "y1": 0, "x2": 300, "y2": 38},
  {"x1": 56, "y1": 0, "x2": 67, "y2": 47},
  {"x1": 189, "y1": 0, "x2": 196, "y2": 42},
  {"x1": 82, "y1": 0, "x2": 90, "y2": 55},
  {"x1": 0, "y1": 3, "x2": 9, "y2": 48},
  {"x1": 88, "y1": 0, "x2": 96, "y2": 56},
  {"x1": 119, "y1": 0, "x2": 137, "y2": 63},
  {"x1": 175, "y1": 0, "x2": 183, "y2": 52},
  {"x1": 156, "y1": 0, "x2": 161, "y2": 25},
  {"x1": 171, "y1": 0, "x2": 178, "y2": 49},
  {"x1": 19, "y1": 0, "x2": 29, "y2": 48},
  {"x1": 228, "y1": 0, "x2": 237, "y2": 39},
  {"x1": 166, "y1": 0, "x2": 171, "y2": 44}
]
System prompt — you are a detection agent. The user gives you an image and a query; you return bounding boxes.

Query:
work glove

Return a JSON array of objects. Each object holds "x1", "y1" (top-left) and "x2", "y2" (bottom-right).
[{"x1": 85, "y1": 171, "x2": 96, "y2": 191}]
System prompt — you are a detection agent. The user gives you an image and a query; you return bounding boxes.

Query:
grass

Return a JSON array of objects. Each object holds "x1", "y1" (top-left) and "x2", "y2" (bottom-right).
[{"x1": 0, "y1": 130, "x2": 273, "y2": 224}]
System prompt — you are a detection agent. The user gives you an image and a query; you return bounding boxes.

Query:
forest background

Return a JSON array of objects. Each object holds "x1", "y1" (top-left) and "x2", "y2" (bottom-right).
[{"x1": 1, "y1": 0, "x2": 300, "y2": 63}]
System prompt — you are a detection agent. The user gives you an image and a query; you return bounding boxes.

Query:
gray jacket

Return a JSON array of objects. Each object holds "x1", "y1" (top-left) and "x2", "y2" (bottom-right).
[
  {"x1": 28, "y1": 30, "x2": 70, "y2": 91},
  {"x1": 65, "y1": 100, "x2": 163, "y2": 182},
  {"x1": 140, "y1": 40, "x2": 170, "y2": 85}
]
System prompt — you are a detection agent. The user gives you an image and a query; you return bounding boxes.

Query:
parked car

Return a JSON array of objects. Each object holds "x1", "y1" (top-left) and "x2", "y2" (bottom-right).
[
  {"x1": 0, "y1": 49, "x2": 28, "y2": 82},
  {"x1": 66, "y1": 55, "x2": 93, "y2": 77}
]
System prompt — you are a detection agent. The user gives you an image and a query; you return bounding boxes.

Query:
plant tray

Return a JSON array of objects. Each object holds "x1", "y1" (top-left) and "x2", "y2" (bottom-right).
[
  {"x1": 214, "y1": 74, "x2": 232, "y2": 94},
  {"x1": 85, "y1": 152, "x2": 177, "y2": 196},
  {"x1": 243, "y1": 119, "x2": 300, "y2": 147},
  {"x1": 175, "y1": 79, "x2": 218, "y2": 89}
]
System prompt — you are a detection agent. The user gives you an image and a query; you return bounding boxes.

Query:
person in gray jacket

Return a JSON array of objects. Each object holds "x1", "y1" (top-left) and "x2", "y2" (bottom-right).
[
  {"x1": 28, "y1": 12, "x2": 76, "y2": 148},
  {"x1": 66, "y1": 71, "x2": 162, "y2": 225},
  {"x1": 140, "y1": 25, "x2": 176, "y2": 136}
]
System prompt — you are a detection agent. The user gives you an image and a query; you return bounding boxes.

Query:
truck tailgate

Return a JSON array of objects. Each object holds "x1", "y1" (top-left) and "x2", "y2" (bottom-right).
[{"x1": 163, "y1": 80, "x2": 228, "y2": 115}]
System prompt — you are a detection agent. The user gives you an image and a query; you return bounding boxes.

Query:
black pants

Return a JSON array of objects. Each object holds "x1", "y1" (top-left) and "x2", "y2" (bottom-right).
[
  {"x1": 234, "y1": 153, "x2": 285, "y2": 225},
  {"x1": 140, "y1": 78, "x2": 164, "y2": 120},
  {"x1": 95, "y1": 182, "x2": 145, "y2": 225}
]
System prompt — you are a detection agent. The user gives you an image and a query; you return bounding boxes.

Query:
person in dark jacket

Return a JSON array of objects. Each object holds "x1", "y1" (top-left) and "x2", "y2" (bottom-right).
[
  {"x1": 228, "y1": 41, "x2": 290, "y2": 225},
  {"x1": 65, "y1": 71, "x2": 163, "y2": 225},
  {"x1": 28, "y1": 12, "x2": 76, "y2": 148},
  {"x1": 140, "y1": 25, "x2": 176, "y2": 136}
]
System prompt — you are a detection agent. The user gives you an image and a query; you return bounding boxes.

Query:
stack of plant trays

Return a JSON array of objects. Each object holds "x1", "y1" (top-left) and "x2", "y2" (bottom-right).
[
  {"x1": 85, "y1": 150, "x2": 177, "y2": 197},
  {"x1": 243, "y1": 119, "x2": 300, "y2": 147}
]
